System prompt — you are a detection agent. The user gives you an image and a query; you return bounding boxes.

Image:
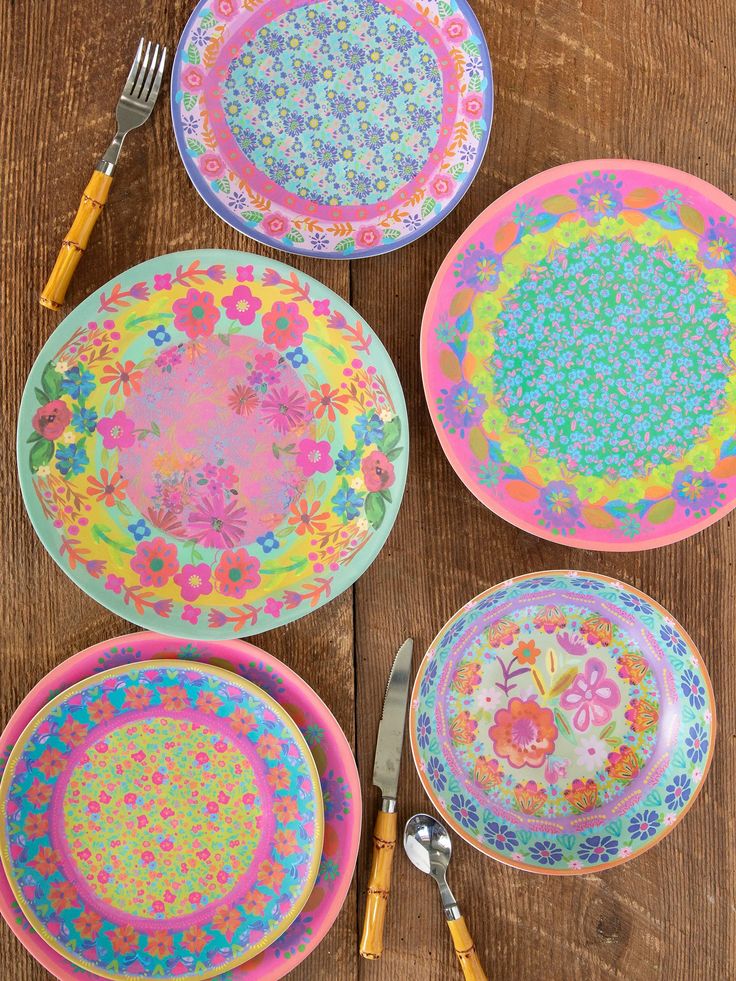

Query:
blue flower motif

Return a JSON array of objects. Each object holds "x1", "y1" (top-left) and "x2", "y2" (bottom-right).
[
  {"x1": 331, "y1": 454, "x2": 361, "y2": 487},
  {"x1": 55, "y1": 442, "x2": 88, "y2": 476},
  {"x1": 484, "y1": 821, "x2": 518, "y2": 853},
  {"x1": 680, "y1": 668, "x2": 706, "y2": 709},
  {"x1": 578, "y1": 835, "x2": 618, "y2": 863},
  {"x1": 420, "y1": 658, "x2": 438, "y2": 698},
  {"x1": 449, "y1": 794, "x2": 478, "y2": 829},
  {"x1": 147, "y1": 324, "x2": 171, "y2": 347},
  {"x1": 332, "y1": 486, "x2": 363, "y2": 521},
  {"x1": 311, "y1": 232, "x2": 329, "y2": 251},
  {"x1": 685, "y1": 723, "x2": 709, "y2": 764},
  {"x1": 285, "y1": 346, "x2": 308, "y2": 368},
  {"x1": 427, "y1": 756, "x2": 446, "y2": 792},
  {"x1": 352, "y1": 412, "x2": 384, "y2": 446},
  {"x1": 257, "y1": 531, "x2": 280, "y2": 554},
  {"x1": 61, "y1": 366, "x2": 95, "y2": 400},
  {"x1": 416, "y1": 712, "x2": 432, "y2": 749},
  {"x1": 665, "y1": 773, "x2": 692, "y2": 810},
  {"x1": 71, "y1": 406, "x2": 98, "y2": 434},
  {"x1": 627, "y1": 809, "x2": 660, "y2": 841},
  {"x1": 529, "y1": 840, "x2": 563, "y2": 866},
  {"x1": 660, "y1": 622, "x2": 688, "y2": 657},
  {"x1": 127, "y1": 519, "x2": 151, "y2": 542}
]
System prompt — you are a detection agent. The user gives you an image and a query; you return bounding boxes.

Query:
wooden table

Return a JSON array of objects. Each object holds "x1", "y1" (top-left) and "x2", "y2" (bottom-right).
[{"x1": 2, "y1": 0, "x2": 735, "y2": 978}]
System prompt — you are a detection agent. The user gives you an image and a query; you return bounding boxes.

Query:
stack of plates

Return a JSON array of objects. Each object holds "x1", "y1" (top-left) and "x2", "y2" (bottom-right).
[{"x1": 0, "y1": 634, "x2": 361, "y2": 980}]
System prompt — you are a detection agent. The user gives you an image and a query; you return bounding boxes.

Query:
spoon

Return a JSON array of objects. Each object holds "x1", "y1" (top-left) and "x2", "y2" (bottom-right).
[{"x1": 404, "y1": 814, "x2": 488, "y2": 981}]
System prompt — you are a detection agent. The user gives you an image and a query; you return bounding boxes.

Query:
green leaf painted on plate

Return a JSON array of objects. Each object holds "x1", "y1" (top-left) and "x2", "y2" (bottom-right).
[
  {"x1": 365, "y1": 491, "x2": 386, "y2": 530},
  {"x1": 379, "y1": 416, "x2": 401, "y2": 453},
  {"x1": 29, "y1": 439, "x2": 54, "y2": 472},
  {"x1": 41, "y1": 361, "x2": 62, "y2": 399}
]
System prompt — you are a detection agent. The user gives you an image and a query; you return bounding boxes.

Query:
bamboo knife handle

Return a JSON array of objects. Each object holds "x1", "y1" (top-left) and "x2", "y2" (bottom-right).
[
  {"x1": 447, "y1": 914, "x2": 487, "y2": 981},
  {"x1": 40, "y1": 169, "x2": 113, "y2": 311},
  {"x1": 359, "y1": 807, "x2": 397, "y2": 959}
]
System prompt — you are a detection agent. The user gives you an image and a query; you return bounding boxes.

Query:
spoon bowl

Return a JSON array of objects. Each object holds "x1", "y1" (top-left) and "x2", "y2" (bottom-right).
[{"x1": 404, "y1": 813, "x2": 453, "y2": 878}]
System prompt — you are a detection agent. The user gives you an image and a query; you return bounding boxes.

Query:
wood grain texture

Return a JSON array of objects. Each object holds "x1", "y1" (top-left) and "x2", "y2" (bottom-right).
[{"x1": 1, "y1": 0, "x2": 735, "y2": 979}]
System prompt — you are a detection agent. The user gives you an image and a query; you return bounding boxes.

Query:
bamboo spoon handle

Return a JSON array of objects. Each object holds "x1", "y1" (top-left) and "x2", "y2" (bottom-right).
[
  {"x1": 359, "y1": 807, "x2": 397, "y2": 959},
  {"x1": 40, "y1": 168, "x2": 113, "y2": 311},
  {"x1": 447, "y1": 914, "x2": 487, "y2": 981}
]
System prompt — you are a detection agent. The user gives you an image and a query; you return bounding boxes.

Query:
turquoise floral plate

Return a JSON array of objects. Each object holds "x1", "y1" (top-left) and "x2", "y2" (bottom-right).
[
  {"x1": 17, "y1": 251, "x2": 408, "y2": 640},
  {"x1": 171, "y1": 0, "x2": 492, "y2": 257},
  {"x1": 410, "y1": 572, "x2": 715, "y2": 874}
]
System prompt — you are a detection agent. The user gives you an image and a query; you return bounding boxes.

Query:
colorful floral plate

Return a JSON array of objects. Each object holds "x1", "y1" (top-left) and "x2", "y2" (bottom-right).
[
  {"x1": 0, "y1": 659, "x2": 324, "y2": 979},
  {"x1": 0, "y1": 635, "x2": 360, "y2": 981},
  {"x1": 18, "y1": 251, "x2": 408, "y2": 639},
  {"x1": 422, "y1": 159, "x2": 736, "y2": 549},
  {"x1": 410, "y1": 572, "x2": 715, "y2": 874},
  {"x1": 171, "y1": 0, "x2": 492, "y2": 258}
]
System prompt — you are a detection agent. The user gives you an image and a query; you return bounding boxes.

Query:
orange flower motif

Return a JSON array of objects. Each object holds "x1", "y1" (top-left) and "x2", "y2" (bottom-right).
[
  {"x1": 617, "y1": 652, "x2": 650, "y2": 685},
  {"x1": 75, "y1": 908, "x2": 103, "y2": 940},
  {"x1": 513, "y1": 639, "x2": 541, "y2": 665},
  {"x1": 58, "y1": 718, "x2": 88, "y2": 747},
  {"x1": 87, "y1": 468, "x2": 128, "y2": 506},
  {"x1": 273, "y1": 796, "x2": 298, "y2": 823},
  {"x1": 88, "y1": 696, "x2": 116, "y2": 724},
  {"x1": 181, "y1": 925, "x2": 211, "y2": 955},
  {"x1": 125, "y1": 684, "x2": 153, "y2": 710},
  {"x1": 230, "y1": 708, "x2": 256, "y2": 736},
  {"x1": 108, "y1": 923, "x2": 138, "y2": 955},
  {"x1": 24, "y1": 812, "x2": 49, "y2": 840},
  {"x1": 49, "y1": 881, "x2": 78, "y2": 913},
  {"x1": 487, "y1": 616, "x2": 521, "y2": 647},
  {"x1": 146, "y1": 930, "x2": 173, "y2": 959},
  {"x1": 243, "y1": 889, "x2": 269, "y2": 917},
  {"x1": 257, "y1": 732, "x2": 282, "y2": 761},
  {"x1": 100, "y1": 359, "x2": 143, "y2": 396},
  {"x1": 605, "y1": 745, "x2": 640, "y2": 781},
  {"x1": 533, "y1": 605, "x2": 567, "y2": 634},
  {"x1": 563, "y1": 777, "x2": 599, "y2": 812},
  {"x1": 625, "y1": 698, "x2": 659, "y2": 733},
  {"x1": 257, "y1": 858, "x2": 286, "y2": 891},
  {"x1": 309, "y1": 383, "x2": 350, "y2": 421},
  {"x1": 513, "y1": 780, "x2": 548, "y2": 815},
  {"x1": 579, "y1": 615, "x2": 612, "y2": 647},
  {"x1": 160, "y1": 686, "x2": 188, "y2": 712},
  {"x1": 267, "y1": 763, "x2": 290, "y2": 791},
  {"x1": 37, "y1": 747, "x2": 66, "y2": 779},
  {"x1": 489, "y1": 697, "x2": 557, "y2": 769},
  {"x1": 449, "y1": 710, "x2": 477, "y2": 745},
  {"x1": 473, "y1": 755, "x2": 503, "y2": 790},
  {"x1": 451, "y1": 661, "x2": 482, "y2": 695},
  {"x1": 26, "y1": 780, "x2": 52, "y2": 808},
  {"x1": 212, "y1": 905, "x2": 242, "y2": 942},
  {"x1": 29, "y1": 847, "x2": 59, "y2": 877},
  {"x1": 273, "y1": 828, "x2": 299, "y2": 856},
  {"x1": 288, "y1": 499, "x2": 330, "y2": 536},
  {"x1": 196, "y1": 690, "x2": 222, "y2": 714}
]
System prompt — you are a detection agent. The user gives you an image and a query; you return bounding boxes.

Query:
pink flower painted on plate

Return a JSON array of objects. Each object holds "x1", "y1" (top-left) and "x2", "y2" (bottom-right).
[
  {"x1": 105, "y1": 574, "x2": 125, "y2": 594},
  {"x1": 181, "y1": 65, "x2": 204, "y2": 91},
  {"x1": 264, "y1": 597, "x2": 283, "y2": 617},
  {"x1": 173, "y1": 562, "x2": 213, "y2": 601},
  {"x1": 430, "y1": 174, "x2": 455, "y2": 200},
  {"x1": 463, "y1": 93, "x2": 484, "y2": 120},
  {"x1": 260, "y1": 385, "x2": 309, "y2": 434},
  {"x1": 558, "y1": 630, "x2": 587, "y2": 656},
  {"x1": 222, "y1": 284, "x2": 262, "y2": 326},
  {"x1": 262, "y1": 212, "x2": 291, "y2": 238},
  {"x1": 154, "y1": 273, "x2": 172, "y2": 291},
  {"x1": 313, "y1": 298, "x2": 330, "y2": 317},
  {"x1": 214, "y1": 548, "x2": 261, "y2": 598},
  {"x1": 32, "y1": 400, "x2": 71, "y2": 440},
  {"x1": 560, "y1": 657, "x2": 621, "y2": 732},
  {"x1": 187, "y1": 488, "x2": 248, "y2": 548},
  {"x1": 362, "y1": 450, "x2": 395, "y2": 492},
  {"x1": 262, "y1": 301, "x2": 308, "y2": 350},
  {"x1": 443, "y1": 16, "x2": 469, "y2": 41},
  {"x1": 296, "y1": 438, "x2": 333, "y2": 476},
  {"x1": 198, "y1": 153, "x2": 225, "y2": 179},
  {"x1": 214, "y1": 0, "x2": 237, "y2": 18},
  {"x1": 355, "y1": 226, "x2": 382, "y2": 250},
  {"x1": 237, "y1": 264, "x2": 254, "y2": 282},
  {"x1": 172, "y1": 288, "x2": 220, "y2": 339},
  {"x1": 130, "y1": 537, "x2": 179, "y2": 588}
]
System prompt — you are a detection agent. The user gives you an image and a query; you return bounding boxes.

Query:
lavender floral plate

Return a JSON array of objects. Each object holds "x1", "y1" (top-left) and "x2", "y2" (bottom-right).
[
  {"x1": 410, "y1": 572, "x2": 715, "y2": 874},
  {"x1": 172, "y1": 0, "x2": 492, "y2": 257},
  {"x1": 17, "y1": 251, "x2": 407, "y2": 639}
]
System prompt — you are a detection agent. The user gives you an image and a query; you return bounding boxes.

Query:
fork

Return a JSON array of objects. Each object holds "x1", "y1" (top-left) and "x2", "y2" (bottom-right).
[{"x1": 40, "y1": 38, "x2": 167, "y2": 311}]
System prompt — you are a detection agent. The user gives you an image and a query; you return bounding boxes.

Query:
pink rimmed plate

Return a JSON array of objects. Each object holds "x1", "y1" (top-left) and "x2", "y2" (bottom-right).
[
  {"x1": 422, "y1": 159, "x2": 736, "y2": 549},
  {"x1": 0, "y1": 658, "x2": 325, "y2": 979},
  {"x1": 171, "y1": 0, "x2": 492, "y2": 258},
  {"x1": 411, "y1": 571, "x2": 715, "y2": 874},
  {"x1": 0, "y1": 634, "x2": 360, "y2": 980}
]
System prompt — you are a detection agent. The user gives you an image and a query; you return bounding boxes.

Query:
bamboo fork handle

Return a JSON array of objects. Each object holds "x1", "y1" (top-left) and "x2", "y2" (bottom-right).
[
  {"x1": 359, "y1": 808, "x2": 397, "y2": 959},
  {"x1": 40, "y1": 168, "x2": 113, "y2": 311},
  {"x1": 447, "y1": 915, "x2": 487, "y2": 981}
]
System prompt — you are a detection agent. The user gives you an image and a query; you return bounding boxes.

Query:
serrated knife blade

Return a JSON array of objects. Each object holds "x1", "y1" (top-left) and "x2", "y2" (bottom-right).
[{"x1": 372, "y1": 638, "x2": 414, "y2": 802}]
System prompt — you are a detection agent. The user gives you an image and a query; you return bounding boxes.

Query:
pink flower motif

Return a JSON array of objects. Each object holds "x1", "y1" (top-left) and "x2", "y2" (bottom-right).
[
  {"x1": 222, "y1": 284, "x2": 262, "y2": 326},
  {"x1": 214, "y1": 549, "x2": 261, "y2": 598},
  {"x1": 262, "y1": 212, "x2": 291, "y2": 238},
  {"x1": 130, "y1": 537, "x2": 179, "y2": 588},
  {"x1": 214, "y1": 0, "x2": 237, "y2": 18},
  {"x1": 153, "y1": 273, "x2": 172, "y2": 291},
  {"x1": 172, "y1": 288, "x2": 220, "y2": 339},
  {"x1": 558, "y1": 631, "x2": 587, "y2": 656},
  {"x1": 430, "y1": 174, "x2": 455, "y2": 200},
  {"x1": 463, "y1": 94, "x2": 484, "y2": 120},
  {"x1": 198, "y1": 153, "x2": 225, "y2": 179},
  {"x1": 355, "y1": 225, "x2": 383, "y2": 250},
  {"x1": 559, "y1": 657, "x2": 621, "y2": 732},
  {"x1": 313, "y1": 298, "x2": 330, "y2": 317},
  {"x1": 181, "y1": 65, "x2": 204, "y2": 91},
  {"x1": 188, "y1": 488, "x2": 248, "y2": 549},
  {"x1": 105, "y1": 574, "x2": 125, "y2": 594},
  {"x1": 362, "y1": 450, "x2": 395, "y2": 492},
  {"x1": 237, "y1": 265, "x2": 254, "y2": 282},
  {"x1": 262, "y1": 301, "x2": 308, "y2": 350},
  {"x1": 174, "y1": 563, "x2": 213, "y2": 601},
  {"x1": 264, "y1": 597, "x2": 283, "y2": 618},
  {"x1": 97, "y1": 411, "x2": 136, "y2": 450},
  {"x1": 443, "y1": 16, "x2": 469, "y2": 41},
  {"x1": 32, "y1": 400, "x2": 71, "y2": 440},
  {"x1": 296, "y1": 438, "x2": 333, "y2": 476}
]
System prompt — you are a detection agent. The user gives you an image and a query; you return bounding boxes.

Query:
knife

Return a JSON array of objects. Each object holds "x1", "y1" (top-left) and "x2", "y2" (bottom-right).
[{"x1": 359, "y1": 638, "x2": 414, "y2": 960}]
